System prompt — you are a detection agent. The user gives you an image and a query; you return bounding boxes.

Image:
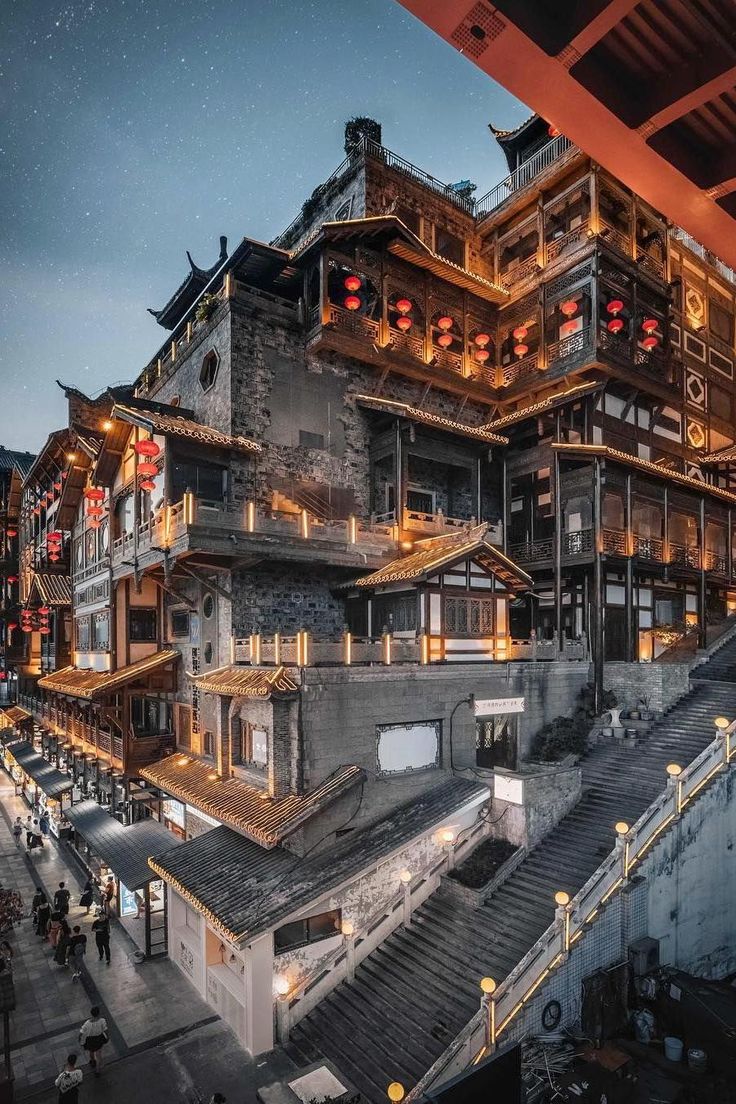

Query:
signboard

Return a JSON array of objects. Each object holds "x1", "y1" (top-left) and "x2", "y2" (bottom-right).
[
  {"x1": 163, "y1": 798, "x2": 186, "y2": 830},
  {"x1": 494, "y1": 773, "x2": 524, "y2": 805},
  {"x1": 474, "y1": 697, "x2": 525, "y2": 716},
  {"x1": 119, "y1": 882, "x2": 138, "y2": 918}
]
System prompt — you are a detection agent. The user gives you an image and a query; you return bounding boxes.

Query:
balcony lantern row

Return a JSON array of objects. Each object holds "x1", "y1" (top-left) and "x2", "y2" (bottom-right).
[
  {"x1": 134, "y1": 438, "x2": 161, "y2": 494},
  {"x1": 84, "y1": 486, "x2": 106, "y2": 531}
]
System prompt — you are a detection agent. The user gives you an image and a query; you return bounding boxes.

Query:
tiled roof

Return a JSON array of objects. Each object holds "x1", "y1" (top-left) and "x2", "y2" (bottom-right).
[
  {"x1": 2, "y1": 707, "x2": 32, "y2": 725},
  {"x1": 356, "y1": 524, "x2": 533, "y2": 591},
  {"x1": 149, "y1": 776, "x2": 488, "y2": 943},
  {"x1": 387, "y1": 239, "x2": 508, "y2": 303},
  {"x1": 29, "y1": 573, "x2": 72, "y2": 607},
  {"x1": 702, "y1": 444, "x2": 736, "y2": 464},
  {"x1": 355, "y1": 395, "x2": 509, "y2": 445},
  {"x1": 552, "y1": 444, "x2": 736, "y2": 504},
  {"x1": 141, "y1": 758, "x2": 364, "y2": 848},
  {"x1": 192, "y1": 665, "x2": 299, "y2": 697},
  {"x1": 38, "y1": 650, "x2": 179, "y2": 700},
  {"x1": 64, "y1": 801, "x2": 182, "y2": 890},
  {"x1": 5, "y1": 741, "x2": 74, "y2": 799},
  {"x1": 483, "y1": 381, "x2": 603, "y2": 431},
  {"x1": 112, "y1": 404, "x2": 261, "y2": 454},
  {"x1": 0, "y1": 448, "x2": 36, "y2": 476}
]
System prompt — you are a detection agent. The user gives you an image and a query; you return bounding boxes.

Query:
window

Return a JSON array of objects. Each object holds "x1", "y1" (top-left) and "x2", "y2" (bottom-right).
[
  {"x1": 131, "y1": 697, "x2": 172, "y2": 737},
  {"x1": 235, "y1": 721, "x2": 268, "y2": 768},
  {"x1": 115, "y1": 495, "x2": 134, "y2": 537},
  {"x1": 299, "y1": 430, "x2": 325, "y2": 449},
  {"x1": 129, "y1": 608, "x2": 157, "y2": 643},
  {"x1": 199, "y1": 350, "x2": 219, "y2": 392},
  {"x1": 274, "y1": 909, "x2": 342, "y2": 954},
  {"x1": 171, "y1": 459, "x2": 227, "y2": 503},
  {"x1": 170, "y1": 610, "x2": 190, "y2": 639},
  {"x1": 376, "y1": 720, "x2": 441, "y2": 775},
  {"x1": 203, "y1": 594, "x2": 214, "y2": 619},
  {"x1": 184, "y1": 904, "x2": 200, "y2": 931},
  {"x1": 76, "y1": 616, "x2": 91, "y2": 651},
  {"x1": 203, "y1": 731, "x2": 215, "y2": 758},
  {"x1": 435, "y1": 227, "x2": 465, "y2": 267},
  {"x1": 92, "y1": 611, "x2": 109, "y2": 651},
  {"x1": 476, "y1": 715, "x2": 517, "y2": 769},
  {"x1": 710, "y1": 299, "x2": 734, "y2": 345}
]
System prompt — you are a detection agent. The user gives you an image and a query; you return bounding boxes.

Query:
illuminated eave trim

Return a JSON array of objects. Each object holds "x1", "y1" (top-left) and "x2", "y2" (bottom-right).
[{"x1": 552, "y1": 443, "x2": 736, "y2": 504}]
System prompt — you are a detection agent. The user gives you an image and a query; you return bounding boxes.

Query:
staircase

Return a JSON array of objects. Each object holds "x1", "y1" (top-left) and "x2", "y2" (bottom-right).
[
  {"x1": 285, "y1": 674, "x2": 736, "y2": 1101},
  {"x1": 691, "y1": 629, "x2": 736, "y2": 683}
]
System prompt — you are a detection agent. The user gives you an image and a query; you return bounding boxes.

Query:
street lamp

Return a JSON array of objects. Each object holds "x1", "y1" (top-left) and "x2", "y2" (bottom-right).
[
  {"x1": 387, "y1": 1084, "x2": 405, "y2": 1103},
  {"x1": 480, "y1": 977, "x2": 496, "y2": 1048}
]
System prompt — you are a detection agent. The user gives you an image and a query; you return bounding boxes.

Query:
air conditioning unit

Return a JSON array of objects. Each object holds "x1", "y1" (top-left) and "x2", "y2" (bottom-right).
[{"x1": 629, "y1": 936, "x2": 659, "y2": 977}]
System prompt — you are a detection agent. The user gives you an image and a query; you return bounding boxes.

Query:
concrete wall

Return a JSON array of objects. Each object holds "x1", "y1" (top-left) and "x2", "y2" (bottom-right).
[
  {"x1": 603, "y1": 662, "x2": 691, "y2": 715},
  {"x1": 488, "y1": 762, "x2": 582, "y2": 849}
]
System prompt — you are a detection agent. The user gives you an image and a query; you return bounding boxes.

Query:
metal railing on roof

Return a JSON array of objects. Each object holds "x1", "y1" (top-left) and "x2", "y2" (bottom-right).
[
  {"x1": 475, "y1": 134, "x2": 575, "y2": 219},
  {"x1": 670, "y1": 227, "x2": 736, "y2": 287}
]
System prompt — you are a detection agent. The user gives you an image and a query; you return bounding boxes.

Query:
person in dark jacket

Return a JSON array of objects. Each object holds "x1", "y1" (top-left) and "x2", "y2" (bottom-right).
[
  {"x1": 79, "y1": 880, "x2": 94, "y2": 915},
  {"x1": 54, "y1": 921, "x2": 71, "y2": 967},
  {"x1": 54, "y1": 883, "x2": 71, "y2": 918},
  {"x1": 91, "y1": 911, "x2": 111, "y2": 964},
  {"x1": 36, "y1": 895, "x2": 51, "y2": 939}
]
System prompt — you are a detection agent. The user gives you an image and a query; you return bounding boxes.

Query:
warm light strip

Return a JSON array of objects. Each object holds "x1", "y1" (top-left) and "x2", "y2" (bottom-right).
[
  {"x1": 601, "y1": 877, "x2": 623, "y2": 904},
  {"x1": 681, "y1": 764, "x2": 721, "y2": 805},
  {"x1": 552, "y1": 443, "x2": 736, "y2": 504}
]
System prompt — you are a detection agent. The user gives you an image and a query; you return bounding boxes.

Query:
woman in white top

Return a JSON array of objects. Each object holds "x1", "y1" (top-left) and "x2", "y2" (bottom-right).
[{"x1": 78, "y1": 1005, "x2": 109, "y2": 1074}]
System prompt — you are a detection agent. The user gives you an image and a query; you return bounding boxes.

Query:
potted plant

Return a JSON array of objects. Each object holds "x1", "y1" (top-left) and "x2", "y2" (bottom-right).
[
  {"x1": 196, "y1": 293, "x2": 218, "y2": 325},
  {"x1": 629, "y1": 705, "x2": 640, "y2": 721},
  {"x1": 638, "y1": 694, "x2": 653, "y2": 721}
]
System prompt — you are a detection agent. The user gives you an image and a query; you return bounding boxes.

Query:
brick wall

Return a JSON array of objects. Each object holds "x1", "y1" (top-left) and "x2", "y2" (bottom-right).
[
  {"x1": 231, "y1": 562, "x2": 347, "y2": 639},
  {"x1": 603, "y1": 662, "x2": 691, "y2": 715}
]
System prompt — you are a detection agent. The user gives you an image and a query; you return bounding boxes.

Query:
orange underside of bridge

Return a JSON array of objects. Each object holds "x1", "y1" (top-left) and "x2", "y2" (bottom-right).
[{"x1": 399, "y1": 0, "x2": 736, "y2": 271}]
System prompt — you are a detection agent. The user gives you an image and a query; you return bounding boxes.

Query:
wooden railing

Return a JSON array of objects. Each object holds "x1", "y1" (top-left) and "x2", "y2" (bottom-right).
[{"x1": 407, "y1": 721, "x2": 736, "y2": 1100}]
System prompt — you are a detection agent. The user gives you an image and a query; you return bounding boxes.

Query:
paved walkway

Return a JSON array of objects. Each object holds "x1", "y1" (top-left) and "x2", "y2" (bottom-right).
[{"x1": 0, "y1": 770, "x2": 295, "y2": 1101}]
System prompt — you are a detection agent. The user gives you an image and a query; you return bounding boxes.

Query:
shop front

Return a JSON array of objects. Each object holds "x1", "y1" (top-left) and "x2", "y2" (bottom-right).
[
  {"x1": 3, "y1": 739, "x2": 74, "y2": 836},
  {"x1": 64, "y1": 799, "x2": 181, "y2": 957}
]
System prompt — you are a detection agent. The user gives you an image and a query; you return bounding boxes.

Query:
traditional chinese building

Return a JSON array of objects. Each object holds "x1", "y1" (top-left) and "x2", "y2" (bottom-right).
[
  {"x1": 0, "y1": 446, "x2": 36, "y2": 699},
  {"x1": 14, "y1": 115, "x2": 736, "y2": 1059}
]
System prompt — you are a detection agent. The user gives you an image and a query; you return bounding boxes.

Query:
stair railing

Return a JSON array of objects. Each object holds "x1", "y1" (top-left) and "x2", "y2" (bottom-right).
[
  {"x1": 275, "y1": 814, "x2": 489, "y2": 1043},
  {"x1": 407, "y1": 719, "x2": 736, "y2": 1100}
]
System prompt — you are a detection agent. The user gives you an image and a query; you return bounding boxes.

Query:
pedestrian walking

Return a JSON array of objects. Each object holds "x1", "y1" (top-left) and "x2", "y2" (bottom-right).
[
  {"x1": 78, "y1": 879, "x2": 94, "y2": 915},
  {"x1": 36, "y1": 895, "x2": 51, "y2": 940},
  {"x1": 55, "y1": 1054, "x2": 83, "y2": 1103},
  {"x1": 12, "y1": 818, "x2": 22, "y2": 847},
  {"x1": 79, "y1": 1005, "x2": 108, "y2": 1074},
  {"x1": 39, "y1": 810, "x2": 50, "y2": 836},
  {"x1": 102, "y1": 876, "x2": 115, "y2": 913},
  {"x1": 91, "y1": 910, "x2": 111, "y2": 964},
  {"x1": 68, "y1": 925, "x2": 87, "y2": 981},
  {"x1": 25, "y1": 822, "x2": 35, "y2": 853},
  {"x1": 31, "y1": 886, "x2": 44, "y2": 926},
  {"x1": 48, "y1": 908, "x2": 63, "y2": 949},
  {"x1": 54, "y1": 920, "x2": 71, "y2": 968},
  {"x1": 54, "y1": 882, "x2": 70, "y2": 918}
]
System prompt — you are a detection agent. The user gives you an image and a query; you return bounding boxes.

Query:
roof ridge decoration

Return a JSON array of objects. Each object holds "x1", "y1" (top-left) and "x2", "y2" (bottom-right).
[
  {"x1": 481, "y1": 381, "x2": 603, "y2": 431},
  {"x1": 552, "y1": 443, "x2": 736, "y2": 504},
  {"x1": 111, "y1": 404, "x2": 261, "y2": 455},
  {"x1": 38, "y1": 649, "x2": 179, "y2": 700},
  {"x1": 148, "y1": 235, "x2": 228, "y2": 330},
  {"x1": 355, "y1": 395, "x2": 509, "y2": 445},
  {"x1": 190, "y1": 665, "x2": 299, "y2": 697}
]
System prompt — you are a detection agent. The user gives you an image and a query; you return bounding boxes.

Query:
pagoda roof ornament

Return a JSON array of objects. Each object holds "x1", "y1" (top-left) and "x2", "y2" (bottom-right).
[{"x1": 147, "y1": 235, "x2": 228, "y2": 330}]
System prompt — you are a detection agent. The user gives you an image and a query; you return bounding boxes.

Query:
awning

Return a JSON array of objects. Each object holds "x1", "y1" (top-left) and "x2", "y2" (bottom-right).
[
  {"x1": 482, "y1": 381, "x2": 603, "y2": 431},
  {"x1": 5, "y1": 741, "x2": 73, "y2": 799},
  {"x1": 64, "y1": 801, "x2": 181, "y2": 890},
  {"x1": 356, "y1": 395, "x2": 509, "y2": 446},
  {"x1": 38, "y1": 650, "x2": 179, "y2": 700},
  {"x1": 191, "y1": 665, "x2": 299, "y2": 697},
  {"x1": 29, "y1": 572, "x2": 72, "y2": 607},
  {"x1": 355, "y1": 522, "x2": 533, "y2": 591},
  {"x1": 112, "y1": 405, "x2": 261, "y2": 455},
  {"x1": 141, "y1": 757, "x2": 364, "y2": 848},
  {"x1": 1, "y1": 707, "x2": 32, "y2": 725},
  {"x1": 149, "y1": 776, "x2": 488, "y2": 943}
]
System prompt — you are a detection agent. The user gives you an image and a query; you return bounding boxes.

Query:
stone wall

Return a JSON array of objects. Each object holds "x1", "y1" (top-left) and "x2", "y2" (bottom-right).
[
  {"x1": 603, "y1": 662, "x2": 691, "y2": 715},
  {"x1": 231, "y1": 562, "x2": 347, "y2": 639},
  {"x1": 488, "y1": 762, "x2": 582, "y2": 849},
  {"x1": 148, "y1": 305, "x2": 233, "y2": 433}
]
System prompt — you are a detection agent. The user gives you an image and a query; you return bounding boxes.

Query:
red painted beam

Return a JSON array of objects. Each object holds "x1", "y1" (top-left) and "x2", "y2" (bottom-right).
[{"x1": 398, "y1": 0, "x2": 736, "y2": 271}]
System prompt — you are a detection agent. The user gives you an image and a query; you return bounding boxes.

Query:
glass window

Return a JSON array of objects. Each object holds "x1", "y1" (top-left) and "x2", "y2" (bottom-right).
[
  {"x1": 129, "y1": 608, "x2": 157, "y2": 643},
  {"x1": 171, "y1": 460, "x2": 227, "y2": 503},
  {"x1": 92, "y1": 611, "x2": 109, "y2": 651},
  {"x1": 203, "y1": 731, "x2": 215, "y2": 758},
  {"x1": 76, "y1": 617, "x2": 91, "y2": 650},
  {"x1": 274, "y1": 909, "x2": 342, "y2": 953},
  {"x1": 709, "y1": 299, "x2": 733, "y2": 345},
  {"x1": 170, "y1": 610, "x2": 190, "y2": 639}
]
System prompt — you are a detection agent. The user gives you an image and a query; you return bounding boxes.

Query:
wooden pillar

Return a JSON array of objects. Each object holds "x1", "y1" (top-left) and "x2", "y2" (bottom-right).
[
  {"x1": 729, "y1": 507, "x2": 733, "y2": 585},
  {"x1": 476, "y1": 455, "x2": 483, "y2": 522},
  {"x1": 625, "y1": 472, "x2": 634, "y2": 662},
  {"x1": 554, "y1": 451, "x2": 563, "y2": 652},
  {"x1": 394, "y1": 419, "x2": 403, "y2": 530},
  {"x1": 663, "y1": 486, "x2": 670, "y2": 571},
  {"x1": 699, "y1": 496, "x2": 707, "y2": 649},
  {"x1": 502, "y1": 456, "x2": 508, "y2": 554},
  {"x1": 593, "y1": 457, "x2": 604, "y2": 713},
  {"x1": 319, "y1": 248, "x2": 330, "y2": 326}
]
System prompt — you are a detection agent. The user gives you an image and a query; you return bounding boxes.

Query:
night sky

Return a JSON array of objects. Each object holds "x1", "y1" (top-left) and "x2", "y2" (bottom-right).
[{"x1": 1, "y1": 0, "x2": 526, "y2": 453}]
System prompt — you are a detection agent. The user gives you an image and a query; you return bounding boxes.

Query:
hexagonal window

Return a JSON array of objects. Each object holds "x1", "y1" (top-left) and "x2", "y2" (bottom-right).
[{"x1": 199, "y1": 350, "x2": 219, "y2": 392}]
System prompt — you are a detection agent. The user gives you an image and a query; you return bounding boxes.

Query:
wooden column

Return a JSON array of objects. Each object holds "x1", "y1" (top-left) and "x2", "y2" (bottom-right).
[
  {"x1": 554, "y1": 451, "x2": 563, "y2": 652},
  {"x1": 593, "y1": 457, "x2": 604, "y2": 713},
  {"x1": 476, "y1": 455, "x2": 483, "y2": 522},
  {"x1": 729, "y1": 506, "x2": 733, "y2": 585},
  {"x1": 663, "y1": 486, "x2": 670, "y2": 571},
  {"x1": 699, "y1": 496, "x2": 707, "y2": 649},
  {"x1": 502, "y1": 456, "x2": 508, "y2": 554},
  {"x1": 625, "y1": 472, "x2": 634, "y2": 662},
  {"x1": 394, "y1": 420, "x2": 403, "y2": 531}
]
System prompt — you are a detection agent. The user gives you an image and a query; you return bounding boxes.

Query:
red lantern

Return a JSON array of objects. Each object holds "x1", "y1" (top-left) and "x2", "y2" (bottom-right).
[
  {"x1": 395, "y1": 298, "x2": 412, "y2": 315},
  {"x1": 0, "y1": 673, "x2": 5, "y2": 680},
  {"x1": 88, "y1": 519, "x2": 101, "y2": 530},
  {"x1": 7, "y1": 623, "x2": 17, "y2": 633},
  {"x1": 607, "y1": 318, "x2": 624, "y2": 334},
  {"x1": 513, "y1": 325, "x2": 528, "y2": 341},
  {"x1": 39, "y1": 627, "x2": 51, "y2": 636},
  {"x1": 344, "y1": 295, "x2": 361, "y2": 311},
  {"x1": 48, "y1": 553, "x2": 61, "y2": 562},
  {"x1": 137, "y1": 461, "x2": 158, "y2": 478},
  {"x1": 514, "y1": 343, "x2": 529, "y2": 358},
  {"x1": 47, "y1": 531, "x2": 63, "y2": 542},
  {"x1": 344, "y1": 275, "x2": 361, "y2": 293},
  {"x1": 139, "y1": 479, "x2": 156, "y2": 493},
  {"x1": 38, "y1": 606, "x2": 50, "y2": 616},
  {"x1": 84, "y1": 487, "x2": 105, "y2": 503},
  {"x1": 606, "y1": 299, "x2": 624, "y2": 316},
  {"x1": 86, "y1": 505, "x2": 103, "y2": 519},
  {"x1": 53, "y1": 481, "x2": 62, "y2": 491},
  {"x1": 7, "y1": 576, "x2": 18, "y2": 585},
  {"x1": 395, "y1": 316, "x2": 412, "y2": 332},
  {"x1": 642, "y1": 318, "x2": 658, "y2": 334},
  {"x1": 437, "y1": 333, "x2": 453, "y2": 349},
  {"x1": 474, "y1": 333, "x2": 490, "y2": 348},
  {"x1": 134, "y1": 439, "x2": 160, "y2": 459},
  {"x1": 474, "y1": 349, "x2": 490, "y2": 363},
  {"x1": 642, "y1": 335, "x2": 659, "y2": 351},
  {"x1": 548, "y1": 124, "x2": 560, "y2": 138},
  {"x1": 560, "y1": 320, "x2": 579, "y2": 337},
  {"x1": 21, "y1": 625, "x2": 32, "y2": 633},
  {"x1": 560, "y1": 300, "x2": 578, "y2": 317},
  {"x1": 437, "y1": 316, "x2": 453, "y2": 331},
  {"x1": 6, "y1": 528, "x2": 16, "y2": 539}
]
